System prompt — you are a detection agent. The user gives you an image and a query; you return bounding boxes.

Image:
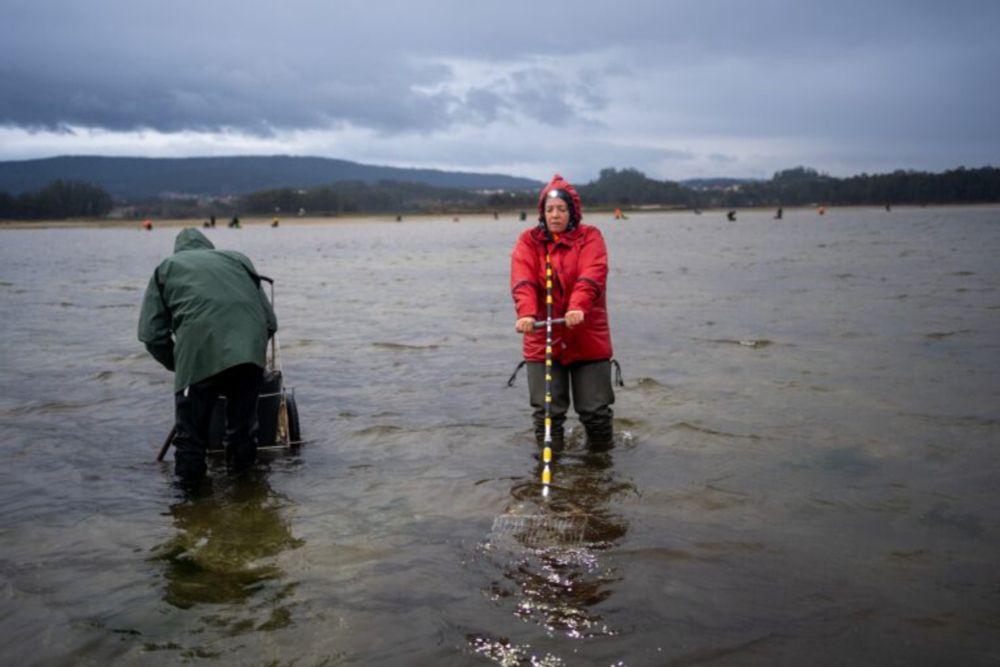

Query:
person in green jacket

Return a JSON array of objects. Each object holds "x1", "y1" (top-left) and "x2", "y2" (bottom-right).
[{"x1": 138, "y1": 228, "x2": 278, "y2": 488}]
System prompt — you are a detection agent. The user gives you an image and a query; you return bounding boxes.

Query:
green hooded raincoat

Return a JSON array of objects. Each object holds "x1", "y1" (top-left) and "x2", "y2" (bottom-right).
[{"x1": 138, "y1": 228, "x2": 278, "y2": 392}]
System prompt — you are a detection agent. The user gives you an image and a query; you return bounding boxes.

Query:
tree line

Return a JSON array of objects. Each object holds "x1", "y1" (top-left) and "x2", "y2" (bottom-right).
[
  {"x1": 699, "y1": 166, "x2": 1000, "y2": 208},
  {"x1": 0, "y1": 180, "x2": 114, "y2": 220},
  {"x1": 234, "y1": 165, "x2": 1000, "y2": 216},
  {"x1": 575, "y1": 166, "x2": 1000, "y2": 209},
  {"x1": 239, "y1": 180, "x2": 489, "y2": 216},
  {"x1": 233, "y1": 169, "x2": 700, "y2": 216},
  {"x1": 2, "y1": 165, "x2": 998, "y2": 220}
]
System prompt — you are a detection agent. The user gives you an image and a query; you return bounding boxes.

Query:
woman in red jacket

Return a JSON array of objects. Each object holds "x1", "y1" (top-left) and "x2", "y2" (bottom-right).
[{"x1": 511, "y1": 174, "x2": 615, "y2": 449}]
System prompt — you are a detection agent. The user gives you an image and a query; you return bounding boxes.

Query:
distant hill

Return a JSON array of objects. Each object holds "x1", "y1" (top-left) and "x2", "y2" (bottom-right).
[{"x1": 0, "y1": 155, "x2": 542, "y2": 200}]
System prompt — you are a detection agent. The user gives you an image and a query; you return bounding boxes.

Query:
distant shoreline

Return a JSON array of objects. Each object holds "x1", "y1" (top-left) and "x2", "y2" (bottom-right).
[
  {"x1": 1, "y1": 202, "x2": 995, "y2": 230},
  {"x1": 0, "y1": 214, "x2": 407, "y2": 230}
]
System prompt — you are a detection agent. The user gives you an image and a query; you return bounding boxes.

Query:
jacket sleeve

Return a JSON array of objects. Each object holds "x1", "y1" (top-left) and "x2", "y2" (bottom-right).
[
  {"x1": 567, "y1": 228, "x2": 608, "y2": 313},
  {"x1": 137, "y1": 269, "x2": 175, "y2": 371},
  {"x1": 510, "y1": 234, "x2": 540, "y2": 318}
]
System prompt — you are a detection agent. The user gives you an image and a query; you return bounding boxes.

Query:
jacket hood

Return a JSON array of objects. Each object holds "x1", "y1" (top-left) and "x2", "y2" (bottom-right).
[
  {"x1": 537, "y1": 173, "x2": 583, "y2": 229},
  {"x1": 174, "y1": 227, "x2": 215, "y2": 253}
]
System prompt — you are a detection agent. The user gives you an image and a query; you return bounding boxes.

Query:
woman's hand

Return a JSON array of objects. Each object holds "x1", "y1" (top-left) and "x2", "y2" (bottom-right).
[
  {"x1": 515, "y1": 317, "x2": 536, "y2": 333},
  {"x1": 565, "y1": 310, "x2": 584, "y2": 327}
]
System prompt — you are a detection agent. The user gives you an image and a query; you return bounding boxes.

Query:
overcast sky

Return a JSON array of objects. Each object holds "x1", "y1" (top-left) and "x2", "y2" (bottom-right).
[{"x1": 1, "y1": 0, "x2": 997, "y2": 182}]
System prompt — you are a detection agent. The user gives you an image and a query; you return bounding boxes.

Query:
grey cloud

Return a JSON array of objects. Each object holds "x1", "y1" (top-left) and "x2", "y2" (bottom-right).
[
  {"x1": 495, "y1": 67, "x2": 609, "y2": 126},
  {"x1": 0, "y1": 26, "x2": 603, "y2": 137},
  {"x1": 0, "y1": 40, "x2": 466, "y2": 134},
  {"x1": 460, "y1": 88, "x2": 506, "y2": 124},
  {"x1": 447, "y1": 65, "x2": 610, "y2": 128},
  {"x1": 0, "y1": 0, "x2": 642, "y2": 135},
  {"x1": 1, "y1": 0, "x2": 998, "y2": 177},
  {"x1": 506, "y1": 69, "x2": 578, "y2": 123}
]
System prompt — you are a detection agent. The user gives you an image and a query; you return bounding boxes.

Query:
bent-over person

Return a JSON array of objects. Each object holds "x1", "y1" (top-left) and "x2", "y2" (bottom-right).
[{"x1": 139, "y1": 228, "x2": 277, "y2": 489}]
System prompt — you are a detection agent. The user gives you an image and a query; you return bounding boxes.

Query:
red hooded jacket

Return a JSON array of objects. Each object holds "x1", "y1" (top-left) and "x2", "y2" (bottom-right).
[{"x1": 510, "y1": 174, "x2": 613, "y2": 363}]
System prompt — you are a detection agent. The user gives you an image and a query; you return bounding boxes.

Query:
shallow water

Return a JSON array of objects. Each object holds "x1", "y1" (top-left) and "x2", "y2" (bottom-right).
[{"x1": 1, "y1": 207, "x2": 998, "y2": 665}]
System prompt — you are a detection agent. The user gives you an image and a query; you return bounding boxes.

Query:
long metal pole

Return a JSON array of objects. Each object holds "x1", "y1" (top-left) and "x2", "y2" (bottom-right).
[{"x1": 542, "y1": 251, "x2": 554, "y2": 498}]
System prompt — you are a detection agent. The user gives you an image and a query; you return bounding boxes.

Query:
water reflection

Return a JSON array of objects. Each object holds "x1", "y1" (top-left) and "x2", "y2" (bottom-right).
[
  {"x1": 482, "y1": 432, "x2": 635, "y2": 640},
  {"x1": 152, "y1": 472, "x2": 304, "y2": 630}
]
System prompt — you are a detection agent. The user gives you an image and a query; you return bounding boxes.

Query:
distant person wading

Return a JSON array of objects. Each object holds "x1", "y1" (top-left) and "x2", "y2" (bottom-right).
[
  {"x1": 511, "y1": 174, "x2": 616, "y2": 450},
  {"x1": 138, "y1": 228, "x2": 277, "y2": 489}
]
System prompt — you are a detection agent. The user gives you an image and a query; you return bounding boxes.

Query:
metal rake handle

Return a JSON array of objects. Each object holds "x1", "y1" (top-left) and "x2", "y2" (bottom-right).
[{"x1": 532, "y1": 318, "x2": 565, "y2": 329}]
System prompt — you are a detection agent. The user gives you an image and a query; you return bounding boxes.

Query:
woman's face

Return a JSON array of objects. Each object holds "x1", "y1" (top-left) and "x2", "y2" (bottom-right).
[{"x1": 544, "y1": 195, "x2": 570, "y2": 234}]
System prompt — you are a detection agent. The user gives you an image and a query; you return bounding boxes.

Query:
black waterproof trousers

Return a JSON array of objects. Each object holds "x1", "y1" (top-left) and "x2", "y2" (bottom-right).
[
  {"x1": 527, "y1": 358, "x2": 615, "y2": 449},
  {"x1": 173, "y1": 363, "x2": 264, "y2": 485}
]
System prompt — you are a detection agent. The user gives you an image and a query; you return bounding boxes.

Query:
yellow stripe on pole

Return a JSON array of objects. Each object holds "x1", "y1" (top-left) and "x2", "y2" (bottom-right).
[
  {"x1": 542, "y1": 466, "x2": 551, "y2": 484},
  {"x1": 543, "y1": 446, "x2": 552, "y2": 463}
]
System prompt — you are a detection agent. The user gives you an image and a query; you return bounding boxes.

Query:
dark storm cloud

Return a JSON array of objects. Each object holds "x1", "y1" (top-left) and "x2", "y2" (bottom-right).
[
  {"x1": 0, "y1": 25, "x2": 462, "y2": 134},
  {"x1": 0, "y1": 0, "x2": 610, "y2": 135}
]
